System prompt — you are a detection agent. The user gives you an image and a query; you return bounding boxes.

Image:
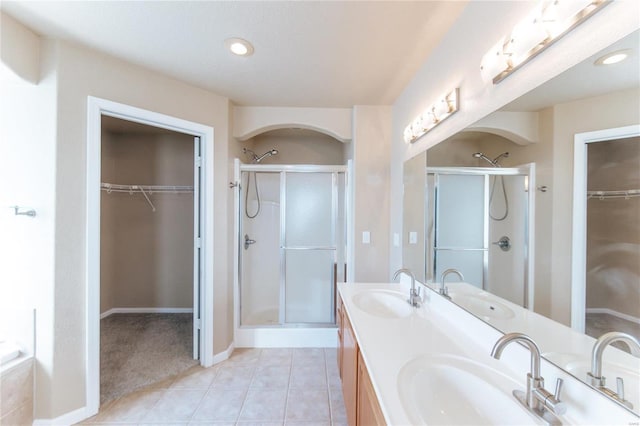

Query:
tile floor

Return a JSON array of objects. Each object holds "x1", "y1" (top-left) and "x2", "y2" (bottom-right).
[{"x1": 80, "y1": 348, "x2": 347, "y2": 426}]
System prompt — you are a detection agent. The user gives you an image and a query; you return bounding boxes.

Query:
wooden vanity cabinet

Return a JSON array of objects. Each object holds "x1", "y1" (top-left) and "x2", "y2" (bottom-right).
[
  {"x1": 357, "y1": 351, "x2": 386, "y2": 426},
  {"x1": 338, "y1": 293, "x2": 386, "y2": 426},
  {"x1": 337, "y1": 295, "x2": 343, "y2": 379}
]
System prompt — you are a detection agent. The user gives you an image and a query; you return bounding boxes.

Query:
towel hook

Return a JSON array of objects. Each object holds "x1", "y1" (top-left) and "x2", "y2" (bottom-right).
[{"x1": 10, "y1": 206, "x2": 36, "y2": 217}]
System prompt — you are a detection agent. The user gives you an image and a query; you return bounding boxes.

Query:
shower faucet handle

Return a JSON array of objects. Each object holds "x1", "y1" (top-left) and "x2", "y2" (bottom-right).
[{"x1": 244, "y1": 234, "x2": 256, "y2": 250}]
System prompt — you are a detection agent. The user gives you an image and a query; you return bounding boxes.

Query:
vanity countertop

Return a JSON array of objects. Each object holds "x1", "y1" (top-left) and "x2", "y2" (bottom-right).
[{"x1": 338, "y1": 281, "x2": 639, "y2": 425}]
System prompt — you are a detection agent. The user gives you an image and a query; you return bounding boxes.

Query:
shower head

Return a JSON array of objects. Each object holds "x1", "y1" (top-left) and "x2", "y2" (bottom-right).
[
  {"x1": 254, "y1": 148, "x2": 279, "y2": 163},
  {"x1": 472, "y1": 152, "x2": 498, "y2": 167},
  {"x1": 493, "y1": 152, "x2": 509, "y2": 164},
  {"x1": 472, "y1": 151, "x2": 508, "y2": 168}
]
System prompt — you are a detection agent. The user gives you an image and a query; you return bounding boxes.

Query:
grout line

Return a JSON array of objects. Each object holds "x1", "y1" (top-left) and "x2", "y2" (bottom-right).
[{"x1": 283, "y1": 353, "x2": 294, "y2": 424}]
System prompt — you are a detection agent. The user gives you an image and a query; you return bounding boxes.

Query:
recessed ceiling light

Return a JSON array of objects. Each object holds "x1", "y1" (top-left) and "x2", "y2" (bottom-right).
[
  {"x1": 594, "y1": 49, "x2": 631, "y2": 66},
  {"x1": 225, "y1": 38, "x2": 254, "y2": 57}
]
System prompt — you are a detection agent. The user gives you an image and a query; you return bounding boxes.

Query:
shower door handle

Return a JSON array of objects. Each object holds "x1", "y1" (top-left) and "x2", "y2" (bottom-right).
[
  {"x1": 244, "y1": 234, "x2": 256, "y2": 250},
  {"x1": 492, "y1": 236, "x2": 511, "y2": 252}
]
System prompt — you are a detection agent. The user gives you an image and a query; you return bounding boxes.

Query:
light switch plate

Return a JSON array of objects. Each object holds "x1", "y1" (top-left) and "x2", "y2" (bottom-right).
[
  {"x1": 409, "y1": 231, "x2": 418, "y2": 244},
  {"x1": 362, "y1": 231, "x2": 371, "y2": 244},
  {"x1": 393, "y1": 233, "x2": 400, "y2": 247}
]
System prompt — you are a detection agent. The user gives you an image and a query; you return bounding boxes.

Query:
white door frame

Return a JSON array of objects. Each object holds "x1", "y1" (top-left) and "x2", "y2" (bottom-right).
[
  {"x1": 571, "y1": 124, "x2": 640, "y2": 332},
  {"x1": 86, "y1": 96, "x2": 215, "y2": 416}
]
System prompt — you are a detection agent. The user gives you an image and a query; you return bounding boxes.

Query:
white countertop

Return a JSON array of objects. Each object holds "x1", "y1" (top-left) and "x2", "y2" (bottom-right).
[{"x1": 338, "y1": 281, "x2": 639, "y2": 425}]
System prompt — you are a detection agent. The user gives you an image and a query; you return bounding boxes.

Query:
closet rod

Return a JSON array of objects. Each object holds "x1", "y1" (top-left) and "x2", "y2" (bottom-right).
[
  {"x1": 101, "y1": 182, "x2": 194, "y2": 193},
  {"x1": 587, "y1": 189, "x2": 640, "y2": 200},
  {"x1": 101, "y1": 182, "x2": 194, "y2": 212}
]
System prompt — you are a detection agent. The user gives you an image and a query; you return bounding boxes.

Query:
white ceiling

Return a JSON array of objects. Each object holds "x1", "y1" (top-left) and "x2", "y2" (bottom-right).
[
  {"x1": 503, "y1": 29, "x2": 640, "y2": 112},
  {"x1": 1, "y1": 1, "x2": 466, "y2": 107}
]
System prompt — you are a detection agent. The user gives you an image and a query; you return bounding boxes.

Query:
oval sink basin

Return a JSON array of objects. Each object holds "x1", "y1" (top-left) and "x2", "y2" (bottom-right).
[
  {"x1": 544, "y1": 352, "x2": 640, "y2": 409},
  {"x1": 398, "y1": 354, "x2": 538, "y2": 425},
  {"x1": 351, "y1": 290, "x2": 412, "y2": 319},
  {"x1": 450, "y1": 292, "x2": 515, "y2": 320}
]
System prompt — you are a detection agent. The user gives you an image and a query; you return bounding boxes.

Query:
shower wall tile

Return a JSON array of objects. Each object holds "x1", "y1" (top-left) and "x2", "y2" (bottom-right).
[{"x1": 0, "y1": 358, "x2": 33, "y2": 425}]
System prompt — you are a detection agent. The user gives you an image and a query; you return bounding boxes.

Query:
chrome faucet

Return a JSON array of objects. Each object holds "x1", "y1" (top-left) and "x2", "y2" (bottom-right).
[
  {"x1": 587, "y1": 331, "x2": 640, "y2": 409},
  {"x1": 492, "y1": 333, "x2": 566, "y2": 425},
  {"x1": 439, "y1": 268, "x2": 464, "y2": 299},
  {"x1": 393, "y1": 268, "x2": 421, "y2": 308}
]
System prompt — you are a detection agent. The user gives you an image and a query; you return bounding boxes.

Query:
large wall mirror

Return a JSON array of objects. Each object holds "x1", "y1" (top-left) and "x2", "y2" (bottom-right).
[{"x1": 403, "y1": 30, "x2": 640, "y2": 413}]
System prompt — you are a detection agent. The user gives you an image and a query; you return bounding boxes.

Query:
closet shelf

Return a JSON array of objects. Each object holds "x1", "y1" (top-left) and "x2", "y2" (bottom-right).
[
  {"x1": 101, "y1": 182, "x2": 194, "y2": 212},
  {"x1": 101, "y1": 182, "x2": 194, "y2": 194},
  {"x1": 587, "y1": 189, "x2": 640, "y2": 200}
]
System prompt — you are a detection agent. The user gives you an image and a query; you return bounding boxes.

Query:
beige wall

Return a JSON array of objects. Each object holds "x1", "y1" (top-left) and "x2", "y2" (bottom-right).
[
  {"x1": 353, "y1": 106, "x2": 392, "y2": 281},
  {"x1": 100, "y1": 129, "x2": 194, "y2": 313},
  {"x1": 0, "y1": 34, "x2": 57, "y2": 417},
  {"x1": 402, "y1": 152, "x2": 426, "y2": 280},
  {"x1": 586, "y1": 137, "x2": 640, "y2": 319},
  {"x1": 241, "y1": 129, "x2": 345, "y2": 165},
  {"x1": 38, "y1": 39, "x2": 231, "y2": 419},
  {"x1": 550, "y1": 88, "x2": 640, "y2": 325}
]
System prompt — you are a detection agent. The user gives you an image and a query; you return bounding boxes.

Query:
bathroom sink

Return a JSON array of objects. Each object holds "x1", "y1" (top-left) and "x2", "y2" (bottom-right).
[
  {"x1": 398, "y1": 354, "x2": 539, "y2": 425},
  {"x1": 449, "y1": 292, "x2": 515, "y2": 320},
  {"x1": 544, "y1": 351, "x2": 640, "y2": 409},
  {"x1": 351, "y1": 289, "x2": 412, "y2": 319}
]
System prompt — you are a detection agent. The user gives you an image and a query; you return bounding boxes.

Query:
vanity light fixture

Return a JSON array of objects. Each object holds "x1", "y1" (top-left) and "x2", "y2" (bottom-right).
[
  {"x1": 403, "y1": 88, "x2": 459, "y2": 144},
  {"x1": 594, "y1": 49, "x2": 631, "y2": 66},
  {"x1": 225, "y1": 38, "x2": 254, "y2": 57},
  {"x1": 481, "y1": 0, "x2": 610, "y2": 84}
]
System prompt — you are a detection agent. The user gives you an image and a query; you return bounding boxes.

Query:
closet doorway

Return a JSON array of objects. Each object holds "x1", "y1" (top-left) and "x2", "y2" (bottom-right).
[
  {"x1": 572, "y1": 124, "x2": 640, "y2": 334},
  {"x1": 99, "y1": 116, "x2": 199, "y2": 403},
  {"x1": 86, "y1": 97, "x2": 214, "y2": 416}
]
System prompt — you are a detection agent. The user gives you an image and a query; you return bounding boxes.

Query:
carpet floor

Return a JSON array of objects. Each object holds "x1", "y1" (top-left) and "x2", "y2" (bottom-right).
[{"x1": 100, "y1": 313, "x2": 199, "y2": 404}]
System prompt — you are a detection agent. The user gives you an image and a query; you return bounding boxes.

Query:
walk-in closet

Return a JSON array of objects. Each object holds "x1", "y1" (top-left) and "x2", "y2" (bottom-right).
[
  {"x1": 586, "y1": 136, "x2": 640, "y2": 343},
  {"x1": 99, "y1": 116, "x2": 198, "y2": 403}
]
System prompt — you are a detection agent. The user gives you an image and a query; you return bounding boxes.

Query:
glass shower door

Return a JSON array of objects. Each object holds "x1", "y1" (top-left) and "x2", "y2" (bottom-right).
[
  {"x1": 433, "y1": 173, "x2": 487, "y2": 288},
  {"x1": 283, "y1": 172, "x2": 341, "y2": 324}
]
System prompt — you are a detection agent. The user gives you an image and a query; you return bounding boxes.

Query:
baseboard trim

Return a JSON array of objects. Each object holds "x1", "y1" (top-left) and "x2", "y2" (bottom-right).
[
  {"x1": 100, "y1": 307, "x2": 194, "y2": 319},
  {"x1": 33, "y1": 406, "x2": 87, "y2": 426},
  {"x1": 587, "y1": 308, "x2": 640, "y2": 325},
  {"x1": 212, "y1": 341, "x2": 234, "y2": 365}
]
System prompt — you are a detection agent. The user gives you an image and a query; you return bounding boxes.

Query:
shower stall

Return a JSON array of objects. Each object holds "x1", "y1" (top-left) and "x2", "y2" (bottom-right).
[
  {"x1": 234, "y1": 160, "x2": 348, "y2": 345},
  {"x1": 426, "y1": 165, "x2": 534, "y2": 308}
]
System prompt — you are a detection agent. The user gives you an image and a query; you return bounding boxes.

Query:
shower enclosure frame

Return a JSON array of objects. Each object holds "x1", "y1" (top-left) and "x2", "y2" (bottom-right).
[
  {"x1": 234, "y1": 160, "x2": 349, "y2": 343},
  {"x1": 427, "y1": 164, "x2": 536, "y2": 310}
]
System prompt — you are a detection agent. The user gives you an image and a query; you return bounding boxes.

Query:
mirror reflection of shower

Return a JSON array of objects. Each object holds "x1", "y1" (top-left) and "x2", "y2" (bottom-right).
[
  {"x1": 243, "y1": 148, "x2": 279, "y2": 218},
  {"x1": 472, "y1": 152, "x2": 510, "y2": 221}
]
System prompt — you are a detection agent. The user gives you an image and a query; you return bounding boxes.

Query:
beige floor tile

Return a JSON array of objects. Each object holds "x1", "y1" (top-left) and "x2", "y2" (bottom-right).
[
  {"x1": 191, "y1": 388, "x2": 246, "y2": 422},
  {"x1": 237, "y1": 422, "x2": 283, "y2": 426},
  {"x1": 250, "y1": 365, "x2": 291, "y2": 388},
  {"x1": 259, "y1": 349, "x2": 293, "y2": 367},
  {"x1": 188, "y1": 422, "x2": 235, "y2": 426},
  {"x1": 142, "y1": 389, "x2": 206, "y2": 422},
  {"x1": 91, "y1": 389, "x2": 164, "y2": 423},
  {"x1": 211, "y1": 365, "x2": 255, "y2": 389},
  {"x1": 289, "y1": 365, "x2": 327, "y2": 389},
  {"x1": 170, "y1": 366, "x2": 218, "y2": 389},
  {"x1": 292, "y1": 349, "x2": 325, "y2": 367},
  {"x1": 238, "y1": 387, "x2": 287, "y2": 422},
  {"x1": 328, "y1": 386, "x2": 347, "y2": 423},
  {"x1": 138, "y1": 423, "x2": 188, "y2": 425},
  {"x1": 227, "y1": 348, "x2": 262, "y2": 365},
  {"x1": 284, "y1": 422, "x2": 331, "y2": 426},
  {"x1": 285, "y1": 388, "x2": 330, "y2": 422}
]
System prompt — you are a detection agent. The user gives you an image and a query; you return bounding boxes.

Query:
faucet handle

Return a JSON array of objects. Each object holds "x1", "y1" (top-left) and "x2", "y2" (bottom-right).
[
  {"x1": 554, "y1": 378, "x2": 564, "y2": 401},
  {"x1": 616, "y1": 377, "x2": 625, "y2": 401},
  {"x1": 533, "y1": 378, "x2": 567, "y2": 416}
]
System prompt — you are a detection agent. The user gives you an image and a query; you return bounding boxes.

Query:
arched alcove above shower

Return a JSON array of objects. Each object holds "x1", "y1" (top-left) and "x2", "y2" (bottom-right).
[
  {"x1": 427, "y1": 130, "x2": 530, "y2": 168},
  {"x1": 233, "y1": 106, "x2": 352, "y2": 143},
  {"x1": 466, "y1": 111, "x2": 539, "y2": 146},
  {"x1": 242, "y1": 128, "x2": 347, "y2": 165}
]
